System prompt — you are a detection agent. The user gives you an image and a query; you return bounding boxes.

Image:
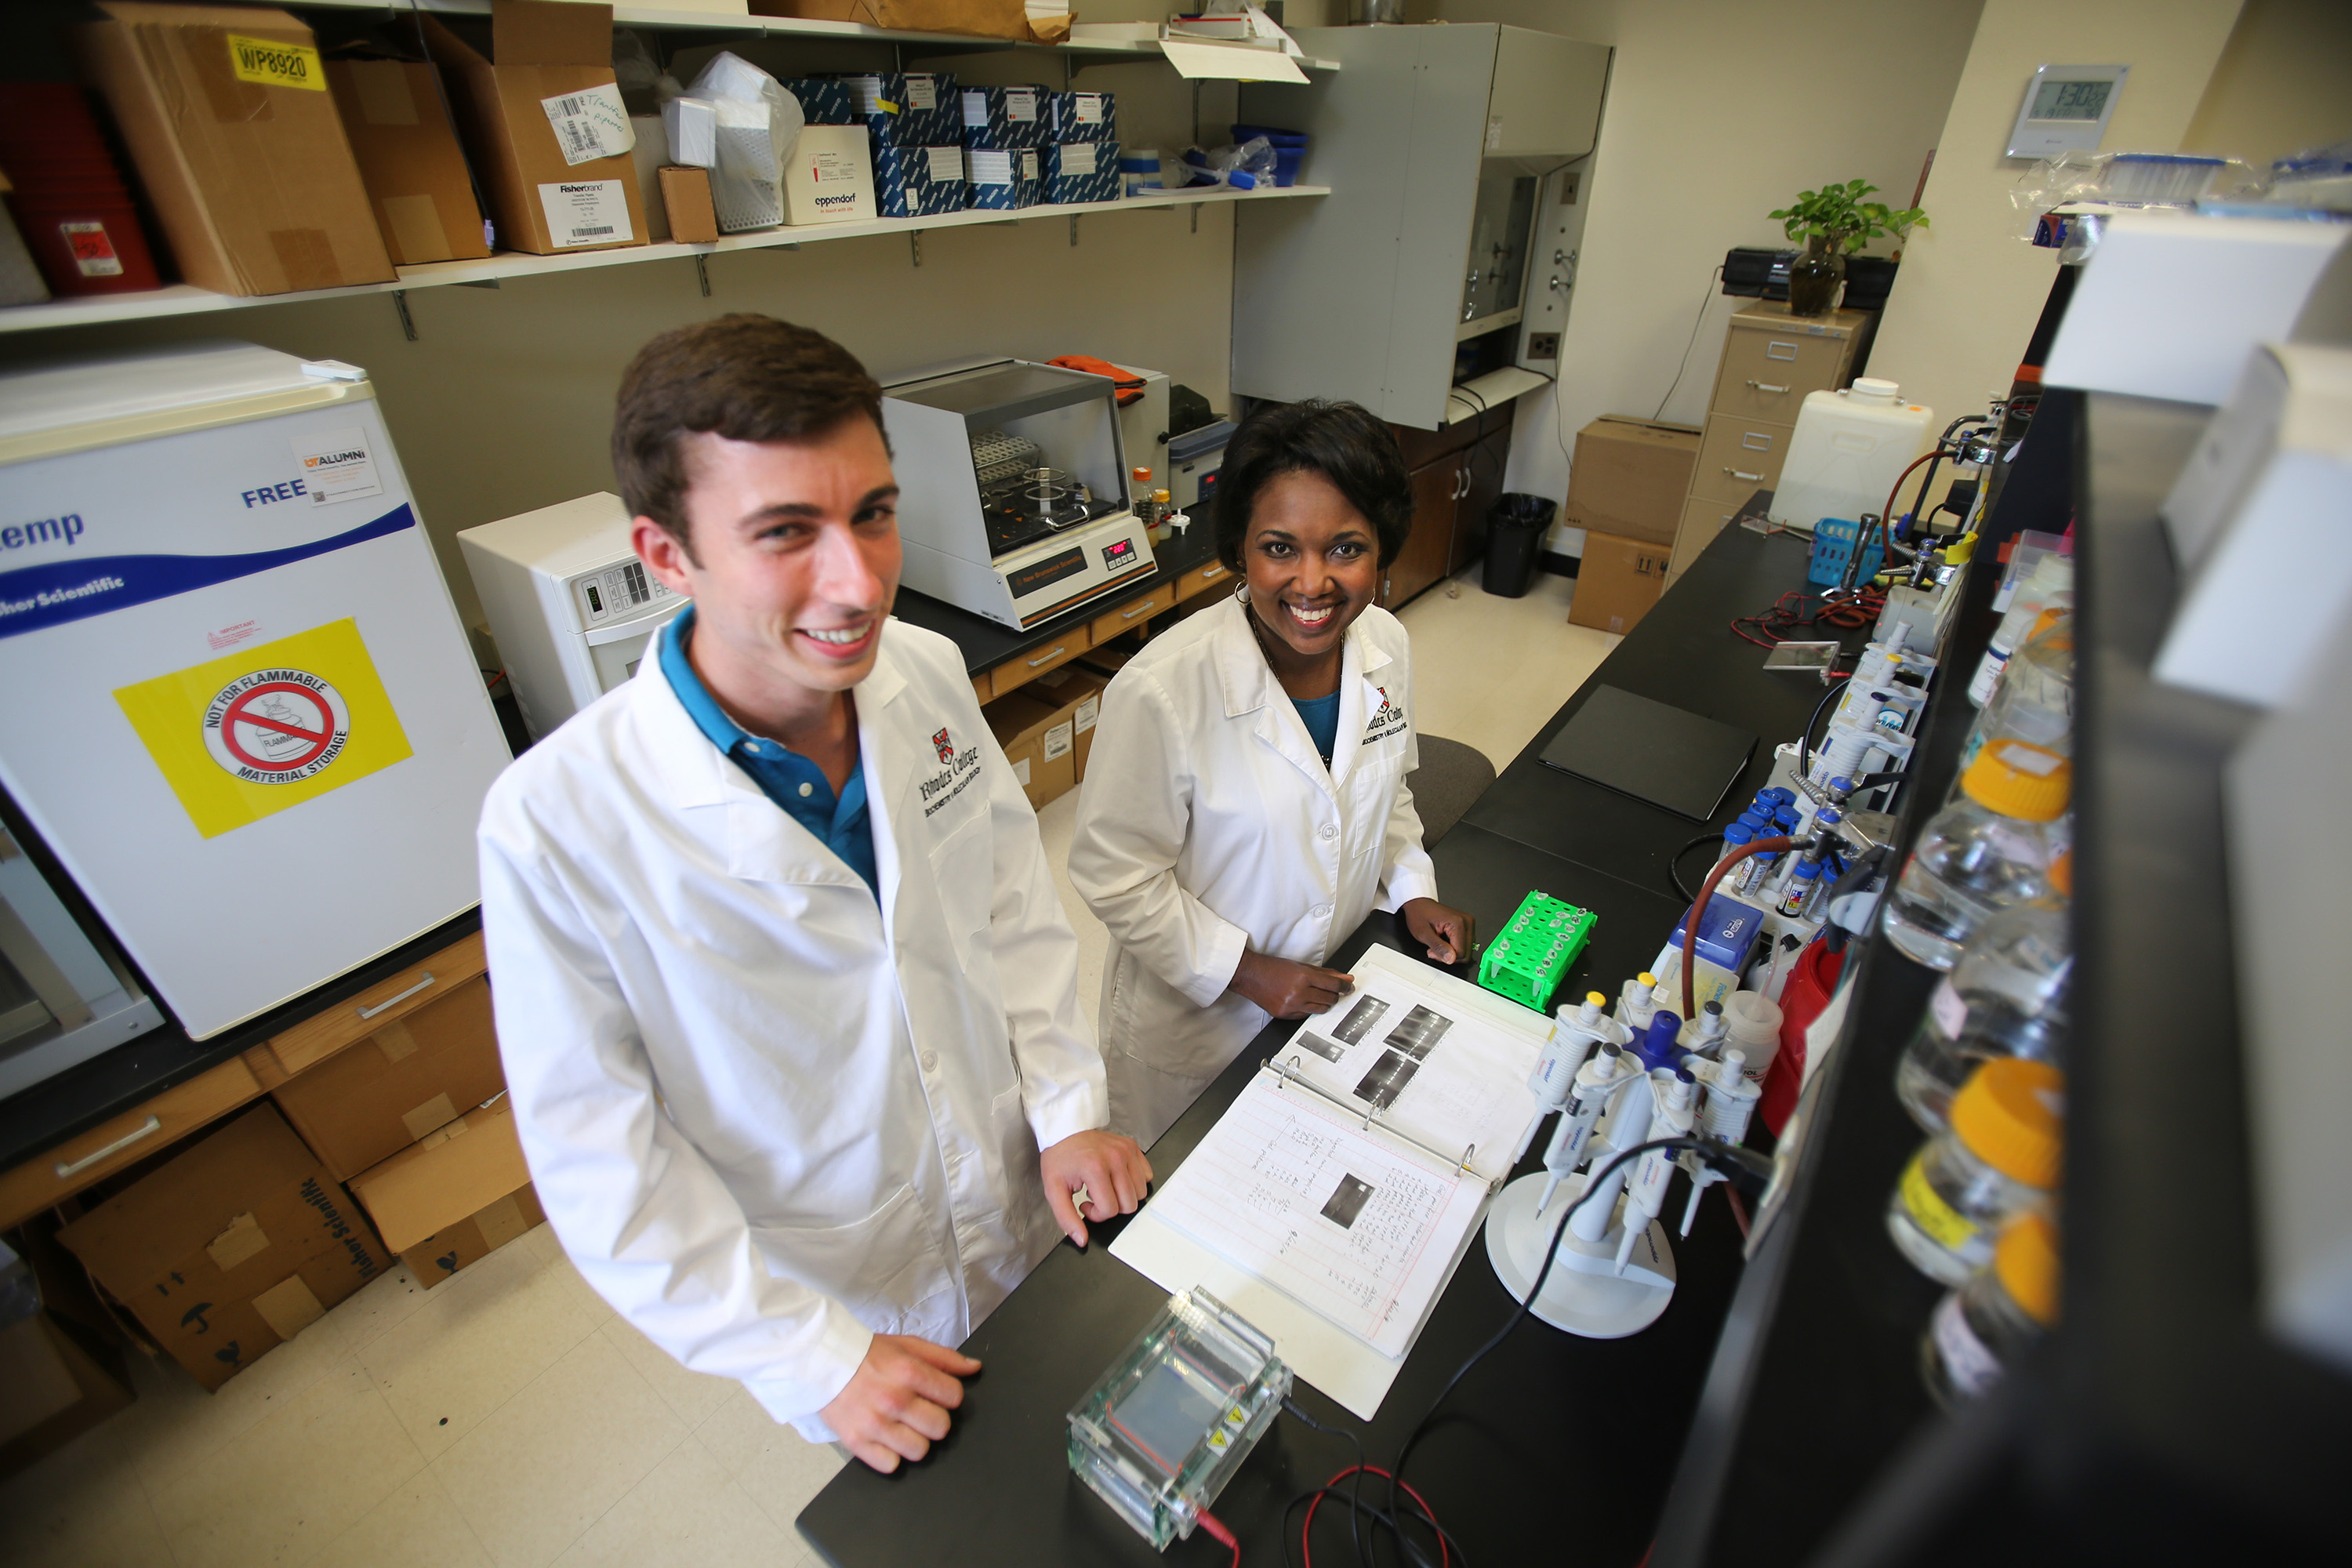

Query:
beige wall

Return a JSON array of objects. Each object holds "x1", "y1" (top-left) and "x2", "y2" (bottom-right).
[
  {"x1": 1865, "y1": 0, "x2": 2244, "y2": 478},
  {"x1": 1432, "y1": 0, "x2": 1984, "y2": 553},
  {"x1": 2180, "y1": 0, "x2": 2352, "y2": 168},
  {"x1": 0, "y1": 45, "x2": 1232, "y2": 634}
]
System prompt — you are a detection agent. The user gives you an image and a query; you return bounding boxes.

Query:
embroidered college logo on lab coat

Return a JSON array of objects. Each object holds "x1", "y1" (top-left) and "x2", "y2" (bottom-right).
[
  {"x1": 933, "y1": 726, "x2": 955, "y2": 762},
  {"x1": 1365, "y1": 684, "x2": 1408, "y2": 744}
]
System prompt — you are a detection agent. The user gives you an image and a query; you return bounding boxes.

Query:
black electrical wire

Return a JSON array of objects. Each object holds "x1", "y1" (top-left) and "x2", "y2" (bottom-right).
[
  {"x1": 1386, "y1": 1137, "x2": 1715, "y2": 1537},
  {"x1": 1668, "y1": 831, "x2": 1726, "y2": 904},
  {"x1": 1281, "y1": 1397, "x2": 1372, "y2": 1568},
  {"x1": 1653, "y1": 264, "x2": 1726, "y2": 419},
  {"x1": 1795, "y1": 673, "x2": 1851, "y2": 786}
]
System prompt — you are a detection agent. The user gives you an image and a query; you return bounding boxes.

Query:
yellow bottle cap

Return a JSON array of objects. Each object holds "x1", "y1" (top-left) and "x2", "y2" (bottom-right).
[
  {"x1": 1636, "y1": 972, "x2": 1657, "y2": 988},
  {"x1": 1588, "y1": 991, "x2": 1606, "y2": 1007},
  {"x1": 1951, "y1": 1058, "x2": 2064, "y2": 1189},
  {"x1": 1993, "y1": 1211, "x2": 2060, "y2": 1326},
  {"x1": 1960, "y1": 741, "x2": 2071, "y2": 822}
]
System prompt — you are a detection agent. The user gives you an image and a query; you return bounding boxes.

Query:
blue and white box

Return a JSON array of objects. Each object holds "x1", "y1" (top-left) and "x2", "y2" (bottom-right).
[
  {"x1": 874, "y1": 143, "x2": 967, "y2": 218},
  {"x1": 782, "y1": 78, "x2": 859, "y2": 126},
  {"x1": 833, "y1": 72, "x2": 960, "y2": 147},
  {"x1": 1046, "y1": 140, "x2": 1122, "y2": 205},
  {"x1": 960, "y1": 85, "x2": 1049, "y2": 151},
  {"x1": 1048, "y1": 90, "x2": 1116, "y2": 145},
  {"x1": 964, "y1": 146, "x2": 1042, "y2": 210}
]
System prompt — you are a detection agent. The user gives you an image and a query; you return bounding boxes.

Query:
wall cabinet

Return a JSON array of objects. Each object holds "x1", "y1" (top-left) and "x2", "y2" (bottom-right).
[
  {"x1": 1232, "y1": 24, "x2": 1610, "y2": 431},
  {"x1": 1382, "y1": 412, "x2": 1512, "y2": 608}
]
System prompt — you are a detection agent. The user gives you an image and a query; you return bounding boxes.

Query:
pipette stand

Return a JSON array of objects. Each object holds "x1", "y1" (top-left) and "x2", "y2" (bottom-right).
[{"x1": 1483, "y1": 1171, "x2": 1676, "y2": 1338}]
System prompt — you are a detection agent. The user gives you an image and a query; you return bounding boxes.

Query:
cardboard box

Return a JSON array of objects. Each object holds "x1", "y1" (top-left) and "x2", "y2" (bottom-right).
[
  {"x1": 1567, "y1": 530, "x2": 1670, "y2": 635},
  {"x1": 782, "y1": 124, "x2": 877, "y2": 225},
  {"x1": 73, "y1": 3, "x2": 396, "y2": 296},
  {"x1": 1562, "y1": 417, "x2": 1701, "y2": 547},
  {"x1": 323, "y1": 58, "x2": 492, "y2": 265},
  {"x1": 753, "y1": 0, "x2": 1033, "y2": 45},
  {"x1": 347, "y1": 1099, "x2": 538, "y2": 1289},
  {"x1": 659, "y1": 165, "x2": 718, "y2": 243},
  {"x1": 421, "y1": 0, "x2": 648, "y2": 256},
  {"x1": 964, "y1": 145, "x2": 1041, "y2": 211},
  {"x1": 985, "y1": 688, "x2": 1074, "y2": 809},
  {"x1": 0, "y1": 1314, "x2": 135, "y2": 1480},
  {"x1": 57, "y1": 1105, "x2": 390, "y2": 1391},
  {"x1": 271, "y1": 974, "x2": 502, "y2": 1181},
  {"x1": 831, "y1": 71, "x2": 961, "y2": 147},
  {"x1": 1025, "y1": 664, "x2": 1108, "y2": 779}
]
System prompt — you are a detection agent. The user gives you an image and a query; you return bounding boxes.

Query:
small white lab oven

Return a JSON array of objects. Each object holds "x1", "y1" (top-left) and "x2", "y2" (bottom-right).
[
  {"x1": 884, "y1": 359, "x2": 1159, "y2": 630},
  {"x1": 459, "y1": 493, "x2": 683, "y2": 742}
]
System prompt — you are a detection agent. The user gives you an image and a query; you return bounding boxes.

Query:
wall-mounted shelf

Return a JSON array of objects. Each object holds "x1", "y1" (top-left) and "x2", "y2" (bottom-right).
[
  {"x1": 285, "y1": 1, "x2": 1343, "y2": 70},
  {"x1": 0, "y1": 183, "x2": 1328, "y2": 336}
]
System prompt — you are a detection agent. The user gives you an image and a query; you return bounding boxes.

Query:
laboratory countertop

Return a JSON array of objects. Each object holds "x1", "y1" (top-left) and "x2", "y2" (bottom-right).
[
  {"x1": 0, "y1": 909, "x2": 481, "y2": 1177},
  {"x1": 800, "y1": 521, "x2": 1852, "y2": 1567},
  {"x1": 895, "y1": 519, "x2": 1224, "y2": 677},
  {"x1": 799, "y1": 830, "x2": 1735, "y2": 1568}
]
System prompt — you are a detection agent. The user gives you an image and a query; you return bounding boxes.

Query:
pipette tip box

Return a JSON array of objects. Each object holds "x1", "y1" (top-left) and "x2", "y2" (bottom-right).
[{"x1": 1477, "y1": 891, "x2": 1597, "y2": 1013}]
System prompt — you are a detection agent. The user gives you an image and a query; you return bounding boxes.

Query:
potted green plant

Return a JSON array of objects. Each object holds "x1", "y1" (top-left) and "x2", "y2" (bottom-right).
[{"x1": 1769, "y1": 180, "x2": 1928, "y2": 315}]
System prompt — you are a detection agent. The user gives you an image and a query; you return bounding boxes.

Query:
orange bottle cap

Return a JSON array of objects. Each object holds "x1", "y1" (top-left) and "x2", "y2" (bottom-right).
[
  {"x1": 1951, "y1": 1058, "x2": 2064, "y2": 1189},
  {"x1": 1961, "y1": 741, "x2": 2071, "y2": 822},
  {"x1": 1993, "y1": 1212, "x2": 2060, "y2": 1325},
  {"x1": 2047, "y1": 851, "x2": 2073, "y2": 898}
]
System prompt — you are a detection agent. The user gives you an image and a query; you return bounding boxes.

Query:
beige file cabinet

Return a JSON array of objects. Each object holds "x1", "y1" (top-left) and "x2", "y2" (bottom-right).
[{"x1": 1668, "y1": 301, "x2": 1876, "y2": 586}]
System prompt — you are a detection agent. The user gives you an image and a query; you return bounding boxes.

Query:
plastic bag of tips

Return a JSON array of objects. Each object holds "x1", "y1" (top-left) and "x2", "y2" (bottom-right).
[
  {"x1": 1179, "y1": 137, "x2": 1276, "y2": 191},
  {"x1": 681, "y1": 52, "x2": 805, "y2": 233}
]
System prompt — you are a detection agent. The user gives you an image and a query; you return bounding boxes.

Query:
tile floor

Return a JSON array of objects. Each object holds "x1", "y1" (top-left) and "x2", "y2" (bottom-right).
[{"x1": 0, "y1": 564, "x2": 1613, "y2": 1568}]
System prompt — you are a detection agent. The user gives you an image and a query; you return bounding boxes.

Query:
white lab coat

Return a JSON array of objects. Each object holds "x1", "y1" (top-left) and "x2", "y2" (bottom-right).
[
  {"x1": 1069, "y1": 596, "x2": 1440, "y2": 1146},
  {"x1": 477, "y1": 620, "x2": 1105, "y2": 1441}
]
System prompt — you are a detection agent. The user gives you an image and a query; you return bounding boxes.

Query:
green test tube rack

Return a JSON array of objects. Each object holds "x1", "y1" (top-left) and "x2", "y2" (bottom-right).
[{"x1": 1475, "y1": 891, "x2": 1597, "y2": 1014}]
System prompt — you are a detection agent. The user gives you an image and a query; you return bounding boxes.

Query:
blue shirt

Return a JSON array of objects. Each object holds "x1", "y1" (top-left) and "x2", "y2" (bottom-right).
[
  {"x1": 659, "y1": 605, "x2": 878, "y2": 897},
  {"x1": 1292, "y1": 688, "x2": 1342, "y2": 764}
]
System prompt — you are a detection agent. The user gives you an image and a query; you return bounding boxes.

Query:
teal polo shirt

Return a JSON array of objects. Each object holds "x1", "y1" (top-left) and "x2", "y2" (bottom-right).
[{"x1": 659, "y1": 605, "x2": 878, "y2": 898}]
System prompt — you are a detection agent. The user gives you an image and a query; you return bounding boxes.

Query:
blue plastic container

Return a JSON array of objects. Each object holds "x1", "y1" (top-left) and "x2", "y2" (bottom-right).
[
  {"x1": 1229, "y1": 123, "x2": 1308, "y2": 187},
  {"x1": 1808, "y1": 516, "x2": 1887, "y2": 589}
]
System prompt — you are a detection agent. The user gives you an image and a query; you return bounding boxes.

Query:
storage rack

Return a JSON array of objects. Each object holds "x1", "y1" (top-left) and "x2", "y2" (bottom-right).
[
  {"x1": 1652, "y1": 392, "x2": 2346, "y2": 1564},
  {"x1": 1, "y1": 0, "x2": 1338, "y2": 336}
]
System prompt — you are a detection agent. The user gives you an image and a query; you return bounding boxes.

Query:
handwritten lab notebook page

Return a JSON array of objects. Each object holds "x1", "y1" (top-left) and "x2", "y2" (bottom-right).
[{"x1": 1144, "y1": 1076, "x2": 1487, "y2": 1358}]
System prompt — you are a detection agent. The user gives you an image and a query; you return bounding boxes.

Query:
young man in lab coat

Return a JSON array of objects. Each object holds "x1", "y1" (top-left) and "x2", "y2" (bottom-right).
[{"x1": 477, "y1": 314, "x2": 1150, "y2": 1473}]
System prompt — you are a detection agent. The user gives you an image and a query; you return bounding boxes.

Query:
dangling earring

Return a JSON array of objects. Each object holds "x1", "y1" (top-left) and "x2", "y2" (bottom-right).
[{"x1": 1233, "y1": 579, "x2": 1249, "y2": 604}]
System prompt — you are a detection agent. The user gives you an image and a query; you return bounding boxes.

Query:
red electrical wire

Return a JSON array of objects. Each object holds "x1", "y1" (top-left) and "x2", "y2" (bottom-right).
[
  {"x1": 1679, "y1": 837, "x2": 1793, "y2": 1021},
  {"x1": 1197, "y1": 1506, "x2": 1240, "y2": 1567},
  {"x1": 1301, "y1": 1465, "x2": 1449, "y2": 1568}
]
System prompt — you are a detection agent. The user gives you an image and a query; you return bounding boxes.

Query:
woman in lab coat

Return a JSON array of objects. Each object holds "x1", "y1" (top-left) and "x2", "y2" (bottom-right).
[{"x1": 1070, "y1": 400, "x2": 1475, "y2": 1146}]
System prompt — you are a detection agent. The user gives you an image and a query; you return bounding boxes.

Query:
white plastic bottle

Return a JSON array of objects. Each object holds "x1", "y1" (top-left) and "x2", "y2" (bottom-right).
[{"x1": 1769, "y1": 379, "x2": 1936, "y2": 535}]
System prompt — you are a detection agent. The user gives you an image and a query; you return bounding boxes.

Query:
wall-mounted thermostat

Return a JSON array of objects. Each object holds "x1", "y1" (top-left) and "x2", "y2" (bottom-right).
[{"x1": 2007, "y1": 64, "x2": 2129, "y2": 159}]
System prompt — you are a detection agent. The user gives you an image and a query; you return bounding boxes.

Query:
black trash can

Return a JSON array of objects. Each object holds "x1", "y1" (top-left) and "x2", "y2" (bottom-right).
[{"x1": 1480, "y1": 492, "x2": 1555, "y2": 597}]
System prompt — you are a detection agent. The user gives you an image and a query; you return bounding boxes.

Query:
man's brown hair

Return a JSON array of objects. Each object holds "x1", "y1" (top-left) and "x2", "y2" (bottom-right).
[{"x1": 611, "y1": 314, "x2": 886, "y2": 555}]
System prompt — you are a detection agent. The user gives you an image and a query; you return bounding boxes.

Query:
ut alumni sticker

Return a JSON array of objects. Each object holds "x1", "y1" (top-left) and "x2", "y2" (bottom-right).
[
  {"x1": 932, "y1": 726, "x2": 955, "y2": 763},
  {"x1": 203, "y1": 669, "x2": 351, "y2": 783}
]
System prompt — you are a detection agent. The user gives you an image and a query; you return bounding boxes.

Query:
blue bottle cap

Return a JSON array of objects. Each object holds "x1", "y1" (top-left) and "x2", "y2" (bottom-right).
[
  {"x1": 1792, "y1": 858, "x2": 1822, "y2": 880},
  {"x1": 1829, "y1": 775, "x2": 1853, "y2": 793},
  {"x1": 1637, "y1": 1010, "x2": 1683, "y2": 1069},
  {"x1": 1817, "y1": 807, "x2": 1843, "y2": 826},
  {"x1": 1722, "y1": 823, "x2": 1754, "y2": 846}
]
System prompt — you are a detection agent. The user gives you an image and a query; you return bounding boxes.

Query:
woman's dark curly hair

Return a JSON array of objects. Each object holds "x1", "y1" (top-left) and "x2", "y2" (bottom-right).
[{"x1": 1214, "y1": 399, "x2": 1414, "y2": 570}]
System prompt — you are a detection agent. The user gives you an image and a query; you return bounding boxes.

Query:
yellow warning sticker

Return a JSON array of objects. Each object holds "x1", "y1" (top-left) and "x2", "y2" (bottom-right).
[
  {"x1": 227, "y1": 34, "x2": 326, "y2": 92},
  {"x1": 114, "y1": 619, "x2": 412, "y2": 840}
]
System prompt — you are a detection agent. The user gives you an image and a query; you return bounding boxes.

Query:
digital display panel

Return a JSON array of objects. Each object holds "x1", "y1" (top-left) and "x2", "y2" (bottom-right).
[
  {"x1": 1008, "y1": 546, "x2": 1088, "y2": 597},
  {"x1": 2029, "y1": 77, "x2": 2112, "y2": 122},
  {"x1": 1101, "y1": 537, "x2": 1137, "y2": 569}
]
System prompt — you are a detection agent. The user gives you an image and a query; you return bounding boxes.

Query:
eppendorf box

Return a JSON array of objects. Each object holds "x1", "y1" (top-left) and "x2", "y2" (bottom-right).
[
  {"x1": 421, "y1": 0, "x2": 647, "y2": 255},
  {"x1": 784, "y1": 125, "x2": 877, "y2": 225}
]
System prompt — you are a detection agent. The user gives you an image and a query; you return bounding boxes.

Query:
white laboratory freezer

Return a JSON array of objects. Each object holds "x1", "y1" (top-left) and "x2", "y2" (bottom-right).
[{"x1": 0, "y1": 342, "x2": 510, "y2": 1040}]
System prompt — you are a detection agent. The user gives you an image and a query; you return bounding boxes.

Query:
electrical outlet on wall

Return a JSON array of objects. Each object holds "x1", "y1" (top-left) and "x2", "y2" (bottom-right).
[{"x1": 1526, "y1": 332, "x2": 1561, "y2": 360}]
